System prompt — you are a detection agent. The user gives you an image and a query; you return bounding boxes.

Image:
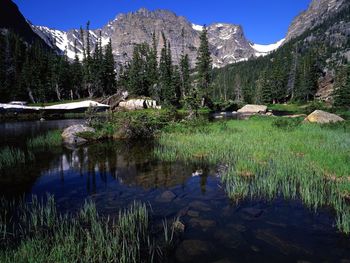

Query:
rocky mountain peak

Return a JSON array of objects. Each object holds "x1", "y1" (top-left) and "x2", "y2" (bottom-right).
[
  {"x1": 285, "y1": 0, "x2": 348, "y2": 41},
  {"x1": 32, "y1": 8, "x2": 283, "y2": 68}
]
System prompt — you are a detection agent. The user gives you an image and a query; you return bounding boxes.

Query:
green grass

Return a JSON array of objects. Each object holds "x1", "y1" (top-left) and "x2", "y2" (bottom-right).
[
  {"x1": 27, "y1": 130, "x2": 62, "y2": 149},
  {"x1": 155, "y1": 117, "x2": 350, "y2": 233},
  {"x1": 0, "y1": 195, "x2": 176, "y2": 263},
  {"x1": 0, "y1": 147, "x2": 28, "y2": 170}
]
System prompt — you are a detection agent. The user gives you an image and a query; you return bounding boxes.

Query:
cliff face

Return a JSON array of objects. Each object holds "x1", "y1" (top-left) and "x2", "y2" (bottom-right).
[
  {"x1": 285, "y1": 0, "x2": 348, "y2": 41},
  {"x1": 32, "y1": 8, "x2": 280, "y2": 68}
]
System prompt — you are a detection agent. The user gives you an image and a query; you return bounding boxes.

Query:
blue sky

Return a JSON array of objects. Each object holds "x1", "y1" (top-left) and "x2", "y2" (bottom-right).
[{"x1": 13, "y1": 0, "x2": 310, "y2": 44}]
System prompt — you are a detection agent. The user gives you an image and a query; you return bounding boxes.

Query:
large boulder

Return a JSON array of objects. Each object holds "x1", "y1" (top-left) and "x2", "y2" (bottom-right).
[
  {"x1": 304, "y1": 110, "x2": 344, "y2": 124},
  {"x1": 237, "y1": 104, "x2": 267, "y2": 114},
  {"x1": 62, "y1": 124, "x2": 95, "y2": 146},
  {"x1": 119, "y1": 99, "x2": 160, "y2": 110}
]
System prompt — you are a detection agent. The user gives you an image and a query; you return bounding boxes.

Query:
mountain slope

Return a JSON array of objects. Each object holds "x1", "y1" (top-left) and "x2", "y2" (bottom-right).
[
  {"x1": 0, "y1": 0, "x2": 50, "y2": 48},
  {"x1": 285, "y1": 0, "x2": 348, "y2": 41},
  {"x1": 32, "y1": 8, "x2": 282, "y2": 68}
]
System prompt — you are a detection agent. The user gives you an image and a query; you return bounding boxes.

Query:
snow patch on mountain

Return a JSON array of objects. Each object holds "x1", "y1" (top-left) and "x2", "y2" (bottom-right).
[
  {"x1": 251, "y1": 38, "x2": 285, "y2": 57},
  {"x1": 192, "y1": 24, "x2": 203, "y2": 31}
]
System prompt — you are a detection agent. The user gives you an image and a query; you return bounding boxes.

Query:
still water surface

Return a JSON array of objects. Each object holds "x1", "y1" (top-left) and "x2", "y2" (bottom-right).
[{"x1": 0, "y1": 119, "x2": 349, "y2": 263}]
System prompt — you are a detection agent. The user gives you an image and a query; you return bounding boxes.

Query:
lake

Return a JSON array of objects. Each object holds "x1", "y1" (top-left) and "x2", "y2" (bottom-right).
[{"x1": 0, "y1": 119, "x2": 349, "y2": 263}]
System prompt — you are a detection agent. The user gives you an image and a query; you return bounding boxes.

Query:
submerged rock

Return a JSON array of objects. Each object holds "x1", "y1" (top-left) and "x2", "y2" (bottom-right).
[
  {"x1": 175, "y1": 240, "x2": 214, "y2": 262},
  {"x1": 304, "y1": 110, "x2": 344, "y2": 124},
  {"x1": 156, "y1": 190, "x2": 176, "y2": 202},
  {"x1": 241, "y1": 207, "x2": 264, "y2": 218},
  {"x1": 189, "y1": 218, "x2": 216, "y2": 228},
  {"x1": 61, "y1": 124, "x2": 95, "y2": 146}
]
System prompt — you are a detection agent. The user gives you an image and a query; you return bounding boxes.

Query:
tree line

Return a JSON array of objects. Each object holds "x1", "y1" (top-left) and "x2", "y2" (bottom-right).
[
  {"x1": 0, "y1": 22, "x2": 213, "y2": 112},
  {"x1": 212, "y1": 5, "x2": 350, "y2": 107},
  {"x1": 0, "y1": 22, "x2": 116, "y2": 103}
]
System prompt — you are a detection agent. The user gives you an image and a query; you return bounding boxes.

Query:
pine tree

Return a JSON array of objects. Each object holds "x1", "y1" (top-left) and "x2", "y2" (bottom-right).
[
  {"x1": 147, "y1": 31, "x2": 158, "y2": 97},
  {"x1": 71, "y1": 40, "x2": 83, "y2": 98},
  {"x1": 196, "y1": 25, "x2": 212, "y2": 100},
  {"x1": 159, "y1": 33, "x2": 173, "y2": 104},
  {"x1": 103, "y1": 39, "x2": 116, "y2": 95},
  {"x1": 333, "y1": 64, "x2": 350, "y2": 107},
  {"x1": 180, "y1": 53, "x2": 191, "y2": 98}
]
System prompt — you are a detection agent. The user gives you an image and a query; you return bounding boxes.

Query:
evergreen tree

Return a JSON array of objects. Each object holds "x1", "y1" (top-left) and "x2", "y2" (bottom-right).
[
  {"x1": 71, "y1": 40, "x2": 83, "y2": 99},
  {"x1": 158, "y1": 33, "x2": 173, "y2": 104},
  {"x1": 196, "y1": 25, "x2": 212, "y2": 101},
  {"x1": 333, "y1": 64, "x2": 350, "y2": 107},
  {"x1": 103, "y1": 39, "x2": 116, "y2": 95},
  {"x1": 147, "y1": 32, "x2": 158, "y2": 97},
  {"x1": 180, "y1": 53, "x2": 191, "y2": 98}
]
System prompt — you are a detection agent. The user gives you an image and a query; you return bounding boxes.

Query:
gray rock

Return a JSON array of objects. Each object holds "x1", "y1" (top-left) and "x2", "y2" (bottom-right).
[
  {"x1": 61, "y1": 124, "x2": 95, "y2": 146},
  {"x1": 237, "y1": 104, "x2": 267, "y2": 114},
  {"x1": 119, "y1": 99, "x2": 160, "y2": 110},
  {"x1": 304, "y1": 110, "x2": 344, "y2": 124}
]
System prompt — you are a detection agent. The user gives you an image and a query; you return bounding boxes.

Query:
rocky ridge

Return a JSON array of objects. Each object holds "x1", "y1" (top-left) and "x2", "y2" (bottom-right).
[{"x1": 31, "y1": 8, "x2": 283, "y2": 68}]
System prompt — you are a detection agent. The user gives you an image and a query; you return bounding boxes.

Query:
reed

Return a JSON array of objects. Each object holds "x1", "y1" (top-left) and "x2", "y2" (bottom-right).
[
  {"x1": 155, "y1": 117, "x2": 350, "y2": 233},
  {"x1": 0, "y1": 147, "x2": 27, "y2": 170},
  {"x1": 0, "y1": 195, "x2": 176, "y2": 263}
]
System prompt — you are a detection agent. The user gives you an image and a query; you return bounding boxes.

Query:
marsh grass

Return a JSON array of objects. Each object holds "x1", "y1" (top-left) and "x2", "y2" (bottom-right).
[
  {"x1": 0, "y1": 147, "x2": 28, "y2": 170},
  {"x1": 27, "y1": 130, "x2": 62, "y2": 149},
  {"x1": 0, "y1": 195, "x2": 176, "y2": 263},
  {"x1": 155, "y1": 117, "x2": 350, "y2": 233}
]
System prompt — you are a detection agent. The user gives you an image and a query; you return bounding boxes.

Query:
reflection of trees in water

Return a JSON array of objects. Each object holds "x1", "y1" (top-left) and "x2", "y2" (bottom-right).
[
  {"x1": 0, "y1": 141, "x2": 212, "y2": 198},
  {"x1": 57, "y1": 141, "x2": 202, "y2": 190}
]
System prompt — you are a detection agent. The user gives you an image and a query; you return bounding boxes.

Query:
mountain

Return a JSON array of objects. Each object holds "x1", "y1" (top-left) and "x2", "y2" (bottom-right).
[
  {"x1": 212, "y1": 0, "x2": 350, "y2": 104},
  {"x1": 285, "y1": 0, "x2": 348, "y2": 41},
  {"x1": 0, "y1": 0, "x2": 50, "y2": 48},
  {"x1": 31, "y1": 8, "x2": 283, "y2": 68}
]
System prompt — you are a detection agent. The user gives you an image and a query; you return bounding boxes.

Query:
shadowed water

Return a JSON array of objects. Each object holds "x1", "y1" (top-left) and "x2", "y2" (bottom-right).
[{"x1": 0, "y1": 119, "x2": 350, "y2": 263}]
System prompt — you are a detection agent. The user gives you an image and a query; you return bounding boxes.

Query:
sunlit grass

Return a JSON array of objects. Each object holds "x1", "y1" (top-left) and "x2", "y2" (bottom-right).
[
  {"x1": 27, "y1": 130, "x2": 62, "y2": 149},
  {"x1": 155, "y1": 117, "x2": 350, "y2": 233}
]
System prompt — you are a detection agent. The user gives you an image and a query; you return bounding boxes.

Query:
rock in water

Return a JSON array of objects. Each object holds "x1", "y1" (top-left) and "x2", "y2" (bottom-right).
[
  {"x1": 237, "y1": 105, "x2": 268, "y2": 114},
  {"x1": 304, "y1": 110, "x2": 344, "y2": 124},
  {"x1": 62, "y1": 124, "x2": 95, "y2": 146},
  {"x1": 156, "y1": 190, "x2": 176, "y2": 203},
  {"x1": 175, "y1": 240, "x2": 214, "y2": 262}
]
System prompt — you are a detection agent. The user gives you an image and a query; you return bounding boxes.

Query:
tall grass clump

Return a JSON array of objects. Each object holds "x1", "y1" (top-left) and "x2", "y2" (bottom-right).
[
  {"x1": 27, "y1": 130, "x2": 62, "y2": 149},
  {"x1": 0, "y1": 195, "x2": 177, "y2": 263},
  {"x1": 0, "y1": 147, "x2": 27, "y2": 170},
  {"x1": 155, "y1": 117, "x2": 350, "y2": 233}
]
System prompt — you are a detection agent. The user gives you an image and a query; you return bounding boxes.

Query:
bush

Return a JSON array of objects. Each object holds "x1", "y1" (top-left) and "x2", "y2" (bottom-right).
[
  {"x1": 107, "y1": 110, "x2": 177, "y2": 140},
  {"x1": 272, "y1": 117, "x2": 302, "y2": 131}
]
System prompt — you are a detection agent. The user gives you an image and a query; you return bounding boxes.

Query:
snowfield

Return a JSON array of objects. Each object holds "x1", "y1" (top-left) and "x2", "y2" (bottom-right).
[{"x1": 0, "y1": 100, "x2": 110, "y2": 112}]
